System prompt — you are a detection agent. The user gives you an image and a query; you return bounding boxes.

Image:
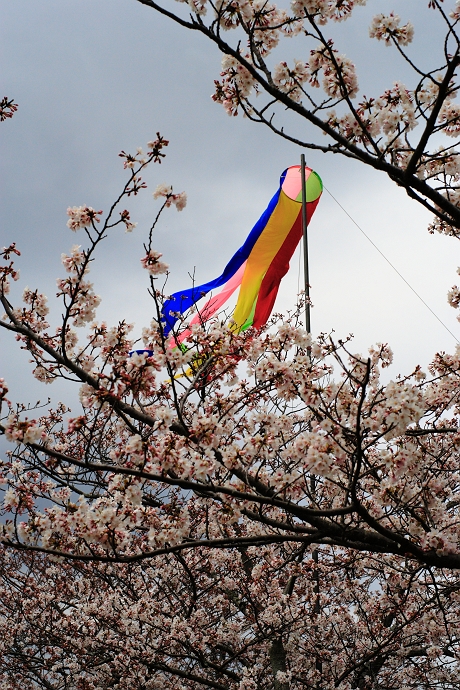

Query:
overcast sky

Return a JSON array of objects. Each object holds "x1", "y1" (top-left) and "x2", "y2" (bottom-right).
[{"x1": 1, "y1": 0, "x2": 459, "y2": 407}]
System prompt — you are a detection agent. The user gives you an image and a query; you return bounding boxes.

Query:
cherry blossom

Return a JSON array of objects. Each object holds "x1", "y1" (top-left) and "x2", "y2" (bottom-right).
[
  {"x1": 120, "y1": 208, "x2": 138, "y2": 232},
  {"x1": 369, "y1": 12, "x2": 414, "y2": 46},
  {"x1": 153, "y1": 183, "x2": 187, "y2": 210},
  {"x1": 273, "y1": 60, "x2": 310, "y2": 101},
  {"x1": 0, "y1": 96, "x2": 18, "y2": 121},
  {"x1": 66, "y1": 206, "x2": 102, "y2": 231},
  {"x1": 141, "y1": 250, "x2": 169, "y2": 275}
]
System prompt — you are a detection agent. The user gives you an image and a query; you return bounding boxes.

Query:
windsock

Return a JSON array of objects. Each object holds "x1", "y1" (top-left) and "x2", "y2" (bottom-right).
[{"x1": 162, "y1": 165, "x2": 322, "y2": 340}]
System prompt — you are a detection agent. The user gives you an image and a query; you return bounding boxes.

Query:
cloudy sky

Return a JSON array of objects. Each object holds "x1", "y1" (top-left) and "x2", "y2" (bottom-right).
[{"x1": 1, "y1": 0, "x2": 459, "y2": 406}]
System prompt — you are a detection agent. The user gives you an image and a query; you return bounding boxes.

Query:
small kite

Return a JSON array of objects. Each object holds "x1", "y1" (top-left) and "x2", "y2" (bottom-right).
[{"x1": 162, "y1": 165, "x2": 322, "y2": 341}]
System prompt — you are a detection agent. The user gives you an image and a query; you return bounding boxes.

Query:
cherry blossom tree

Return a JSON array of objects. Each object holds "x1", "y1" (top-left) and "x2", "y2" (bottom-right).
[
  {"x1": 1, "y1": 132, "x2": 460, "y2": 569},
  {"x1": 0, "y1": 122, "x2": 460, "y2": 565},
  {"x1": 134, "y1": 0, "x2": 460, "y2": 236},
  {"x1": 2, "y1": 543, "x2": 460, "y2": 689},
  {"x1": 2, "y1": 93, "x2": 460, "y2": 688}
]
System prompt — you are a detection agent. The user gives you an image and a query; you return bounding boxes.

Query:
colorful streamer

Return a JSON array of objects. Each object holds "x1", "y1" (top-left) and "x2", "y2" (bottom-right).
[{"x1": 162, "y1": 166, "x2": 322, "y2": 337}]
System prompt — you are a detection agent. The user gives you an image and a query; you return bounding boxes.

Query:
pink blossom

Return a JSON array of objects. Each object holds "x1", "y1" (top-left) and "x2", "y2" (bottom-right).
[
  {"x1": 120, "y1": 209, "x2": 138, "y2": 232},
  {"x1": 66, "y1": 206, "x2": 102, "y2": 231},
  {"x1": 0, "y1": 96, "x2": 18, "y2": 121},
  {"x1": 153, "y1": 184, "x2": 187, "y2": 210},
  {"x1": 438, "y1": 101, "x2": 460, "y2": 138},
  {"x1": 140, "y1": 250, "x2": 169, "y2": 275},
  {"x1": 451, "y1": 0, "x2": 460, "y2": 21},
  {"x1": 369, "y1": 13, "x2": 414, "y2": 46}
]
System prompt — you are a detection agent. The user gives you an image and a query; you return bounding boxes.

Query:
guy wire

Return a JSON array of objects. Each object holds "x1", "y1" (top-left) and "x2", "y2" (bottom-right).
[{"x1": 324, "y1": 185, "x2": 460, "y2": 345}]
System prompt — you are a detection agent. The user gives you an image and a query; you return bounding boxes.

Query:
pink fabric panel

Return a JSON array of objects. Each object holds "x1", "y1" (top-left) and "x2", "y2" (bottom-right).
[{"x1": 168, "y1": 262, "x2": 247, "y2": 347}]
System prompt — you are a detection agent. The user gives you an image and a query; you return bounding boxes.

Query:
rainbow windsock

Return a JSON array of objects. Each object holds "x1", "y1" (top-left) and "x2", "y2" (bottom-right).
[{"x1": 162, "y1": 166, "x2": 322, "y2": 338}]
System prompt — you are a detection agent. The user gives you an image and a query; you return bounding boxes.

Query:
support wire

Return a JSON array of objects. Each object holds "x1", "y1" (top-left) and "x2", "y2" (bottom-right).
[{"x1": 324, "y1": 185, "x2": 459, "y2": 345}]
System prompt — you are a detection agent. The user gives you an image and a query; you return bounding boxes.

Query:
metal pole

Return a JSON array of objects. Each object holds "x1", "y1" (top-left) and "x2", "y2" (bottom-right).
[
  {"x1": 301, "y1": 155, "x2": 321, "y2": 686},
  {"x1": 300, "y1": 154, "x2": 310, "y2": 334}
]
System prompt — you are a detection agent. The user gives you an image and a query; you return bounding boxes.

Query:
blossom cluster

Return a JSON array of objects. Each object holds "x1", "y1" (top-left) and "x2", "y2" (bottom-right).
[
  {"x1": 66, "y1": 206, "x2": 102, "y2": 231},
  {"x1": 140, "y1": 250, "x2": 169, "y2": 275},
  {"x1": 327, "y1": 80, "x2": 417, "y2": 148},
  {"x1": 153, "y1": 183, "x2": 187, "y2": 211},
  {"x1": 0, "y1": 96, "x2": 18, "y2": 121},
  {"x1": 0, "y1": 243, "x2": 20, "y2": 295},
  {"x1": 120, "y1": 208, "x2": 138, "y2": 232},
  {"x1": 369, "y1": 12, "x2": 414, "y2": 46},
  {"x1": 56, "y1": 245, "x2": 101, "y2": 327},
  {"x1": 273, "y1": 60, "x2": 311, "y2": 102},
  {"x1": 215, "y1": 39, "x2": 360, "y2": 115},
  {"x1": 119, "y1": 133, "x2": 169, "y2": 168},
  {"x1": 4, "y1": 414, "x2": 47, "y2": 444},
  {"x1": 213, "y1": 55, "x2": 257, "y2": 115},
  {"x1": 438, "y1": 100, "x2": 460, "y2": 138},
  {"x1": 290, "y1": 0, "x2": 367, "y2": 24},
  {"x1": 309, "y1": 44, "x2": 359, "y2": 99}
]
